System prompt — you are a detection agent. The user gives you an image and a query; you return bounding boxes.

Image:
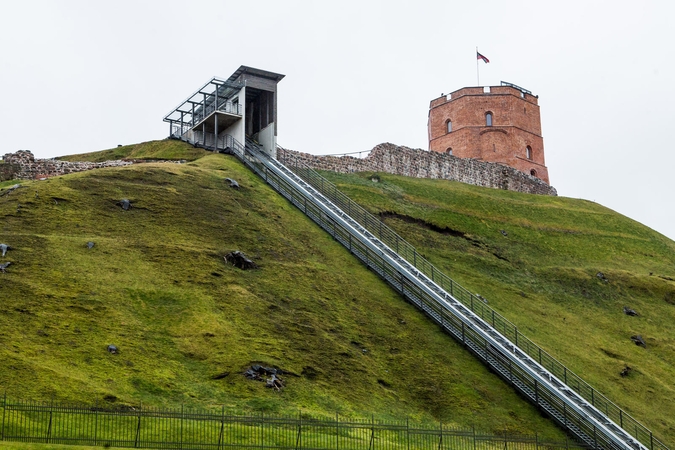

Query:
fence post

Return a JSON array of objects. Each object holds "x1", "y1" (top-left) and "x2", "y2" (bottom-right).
[
  {"x1": 1, "y1": 392, "x2": 5, "y2": 441},
  {"x1": 406, "y1": 417, "x2": 410, "y2": 450},
  {"x1": 135, "y1": 408, "x2": 141, "y2": 448},
  {"x1": 369, "y1": 415, "x2": 375, "y2": 450},
  {"x1": 218, "y1": 406, "x2": 225, "y2": 450},
  {"x1": 47, "y1": 399, "x2": 53, "y2": 444},
  {"x1": 295, "y1": 411, "x2": 302, "y2": 450},
  {"x1": 94, "y1": 403, "x2": 98, "y2": 446},
  {"x1": 335, "y1": 413, "x2": 339, "y2": 450},
  {"x1": 438, "y1": 421, "x2": 443, "y2": 450},
  {"x1": 180, "y1": 404, "x2": 184, "y2": 450}
]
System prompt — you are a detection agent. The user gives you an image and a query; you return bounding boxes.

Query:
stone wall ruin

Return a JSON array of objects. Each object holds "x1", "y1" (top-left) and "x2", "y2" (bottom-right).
[
  {"x1": 1, "y1": 150, "x2": 186, "y2": 181},
  {"x1": 277, "y1": 143, "x2": 557, "y2": 196}
]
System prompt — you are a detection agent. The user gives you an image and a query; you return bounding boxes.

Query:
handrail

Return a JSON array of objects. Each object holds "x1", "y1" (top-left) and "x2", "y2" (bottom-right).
[{"x1": 275, "y1": 150, "x2": 666, "y2": 450}]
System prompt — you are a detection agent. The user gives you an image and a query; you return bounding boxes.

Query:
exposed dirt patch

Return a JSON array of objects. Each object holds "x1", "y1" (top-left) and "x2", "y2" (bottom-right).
[
  {"x1": 379, "y1": 211, "x2": 472, "y2": 239},
  {"x1": 379, "y1": 211, "x2": 510, "y2": 262}
]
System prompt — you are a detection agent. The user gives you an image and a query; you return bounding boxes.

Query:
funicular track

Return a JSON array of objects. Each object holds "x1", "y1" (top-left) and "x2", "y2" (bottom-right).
[{"x1": 180, "y1": 133, "x2": 667, "y2": 450}]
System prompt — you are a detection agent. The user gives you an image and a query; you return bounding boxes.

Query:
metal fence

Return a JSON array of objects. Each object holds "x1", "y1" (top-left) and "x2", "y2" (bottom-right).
[{"x1": 0, "y1": 396, "x2": 588, "y2": 450}]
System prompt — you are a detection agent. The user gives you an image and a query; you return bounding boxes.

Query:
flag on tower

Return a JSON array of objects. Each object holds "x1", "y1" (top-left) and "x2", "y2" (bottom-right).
[{"x1": 477, "y1": 52, "x2": 490, "y2": 63}]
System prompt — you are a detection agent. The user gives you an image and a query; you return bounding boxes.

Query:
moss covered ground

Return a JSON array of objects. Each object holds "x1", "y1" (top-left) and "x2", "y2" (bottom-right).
[{"x1": 0, "y1": 143, "x2": 565, "y2": 441}]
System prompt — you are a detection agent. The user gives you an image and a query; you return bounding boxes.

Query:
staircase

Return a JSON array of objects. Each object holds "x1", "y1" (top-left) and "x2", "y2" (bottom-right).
[{"x1": 183, "y1": 133, "x2": 667, "y2": 450}]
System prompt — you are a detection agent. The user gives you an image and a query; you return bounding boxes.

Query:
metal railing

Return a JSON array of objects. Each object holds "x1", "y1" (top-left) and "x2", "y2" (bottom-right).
[
  {"x1": 178, "y1": 131, "x2": 244, "y2": 154},
  {"x1": 229, "y1": 142, "x2": 664, "y2": 450},
  {"x1": 168, "y1": 102, "x2": 243, "y2": 138},
  {"x1": 0, "y1": 395, "x2": 589, "y2": 450}
]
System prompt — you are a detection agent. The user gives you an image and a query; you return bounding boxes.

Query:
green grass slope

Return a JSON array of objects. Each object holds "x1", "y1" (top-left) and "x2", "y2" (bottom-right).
[
  {"x1": 320, "y1": 170, "x2": 675, "y2": 444},
  {"x1": 0, "y1": 150, "x2": 563, "y2": 439},
  {"x1": 57, "y1": 140, "x2": 208, "y2": 162}
]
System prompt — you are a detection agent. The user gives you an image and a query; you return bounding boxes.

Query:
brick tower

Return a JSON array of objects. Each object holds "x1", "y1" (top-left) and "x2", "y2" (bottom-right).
[{"x1": 428, "y1": 82, "x2": 549, "y2": 184}]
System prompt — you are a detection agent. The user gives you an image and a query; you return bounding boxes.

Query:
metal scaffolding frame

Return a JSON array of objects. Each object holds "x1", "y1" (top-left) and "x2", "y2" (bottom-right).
[{"x1": 163, "y1": 77, "x2": 244, "y2": 139}]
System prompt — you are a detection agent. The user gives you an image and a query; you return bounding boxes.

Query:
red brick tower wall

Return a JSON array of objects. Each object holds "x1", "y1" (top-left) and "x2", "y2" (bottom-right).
[{"x1": 428, "y1": 86, "x2": 549, "y2": 184}]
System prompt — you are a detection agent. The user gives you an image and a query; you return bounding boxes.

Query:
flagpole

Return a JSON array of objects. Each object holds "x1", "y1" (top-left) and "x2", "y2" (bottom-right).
[{"x1": 476, "y1": 46, "x2": 480, "y2": 86}]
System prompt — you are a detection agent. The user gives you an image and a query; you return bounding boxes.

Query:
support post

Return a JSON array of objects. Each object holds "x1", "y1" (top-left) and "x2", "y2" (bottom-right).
[{"x1": 216, "y1": 112, "x2": 220, "y2": 148}]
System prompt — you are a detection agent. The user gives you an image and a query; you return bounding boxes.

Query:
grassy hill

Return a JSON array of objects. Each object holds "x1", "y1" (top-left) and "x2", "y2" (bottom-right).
[
  {"x1": 0, "y1": 141, "x2": 563, "y2": 440},
  {"x1": 319, "y1": 169, "x2": 675, "y2": 444},
  {"x1": 2, "y1": 139, "x2": 674, "y2": 445}
]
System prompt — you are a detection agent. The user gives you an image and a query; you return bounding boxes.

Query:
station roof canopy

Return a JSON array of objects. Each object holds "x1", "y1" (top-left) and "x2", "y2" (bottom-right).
[
  {"x1": 164, "y1": 66, "x2": 285, "y2": 124},
  {"x1": 226, "y1": 65, "x2": 285, "y2": 84}
]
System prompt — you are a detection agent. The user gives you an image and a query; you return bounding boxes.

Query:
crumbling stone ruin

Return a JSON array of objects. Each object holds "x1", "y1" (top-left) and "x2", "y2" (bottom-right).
[
  {"x1": 1, "y1": 150, "x2": 185, "y2": 181},
  {"x1": 277, "y1": 143, "x2": 557, "y2": 196}
]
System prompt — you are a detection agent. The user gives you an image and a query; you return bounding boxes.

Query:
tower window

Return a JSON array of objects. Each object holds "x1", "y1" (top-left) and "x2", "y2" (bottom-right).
[
  {"x1": 526, "y1": 146, "x2": 532, "y2": 160},
  {"x1": 446, "y1": 120, "x2": 452, "y2": 133},
  {"x1": 530, "y1": 169, "x2": 538, "y2": 177},
  {"x1": 446, "y1": 148, "x2": 453, "y2": 155},
  {"x1": 486, "y1": 112, "x2": 493, "y2": 127}
]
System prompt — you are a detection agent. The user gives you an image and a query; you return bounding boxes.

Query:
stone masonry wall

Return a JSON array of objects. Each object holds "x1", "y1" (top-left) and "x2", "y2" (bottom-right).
[
  {"x1": 277, "y1": 143, "x2": 557, "y2": 196},
  {"x1": 2, "y1": 150, "x2": 142, "y2": 180}
]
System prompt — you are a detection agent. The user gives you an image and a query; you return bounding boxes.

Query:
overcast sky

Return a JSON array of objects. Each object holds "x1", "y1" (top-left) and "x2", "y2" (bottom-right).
[{"x1": 2, "y1": 0, "x2": 674, "y2": 241}]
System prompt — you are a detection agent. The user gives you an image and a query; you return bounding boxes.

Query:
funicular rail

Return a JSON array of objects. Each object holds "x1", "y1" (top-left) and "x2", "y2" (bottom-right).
[{"x1": 228, "y1": 140, "x2": 661, "y2": 450}]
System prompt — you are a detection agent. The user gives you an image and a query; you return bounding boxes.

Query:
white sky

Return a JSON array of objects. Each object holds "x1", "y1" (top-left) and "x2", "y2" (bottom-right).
[{"x1": 2, "y1": 0, "x2": 674, "y2": 241}]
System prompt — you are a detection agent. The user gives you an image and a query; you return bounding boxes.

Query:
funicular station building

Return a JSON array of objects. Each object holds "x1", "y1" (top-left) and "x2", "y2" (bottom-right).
[{"x1": 164, "y1": 66, "x2": 285, "y2": 157}]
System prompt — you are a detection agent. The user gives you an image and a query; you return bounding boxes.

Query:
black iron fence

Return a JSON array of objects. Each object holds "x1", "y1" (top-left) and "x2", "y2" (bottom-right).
[{"x1": 0, "y1": 396, "x2": 588, "y2": 450}]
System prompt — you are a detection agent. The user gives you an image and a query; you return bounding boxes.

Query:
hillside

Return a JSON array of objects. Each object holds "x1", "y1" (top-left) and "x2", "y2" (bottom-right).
[
  {"x1": 2, "y1": 139, "x2": 674, "y2": 445},
  {"x1": 319, "y1": 169, "x2": 675, "y2": 444},
  {"x1": 0, "y1": 141, "x2": 563, "y2": 440}
]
